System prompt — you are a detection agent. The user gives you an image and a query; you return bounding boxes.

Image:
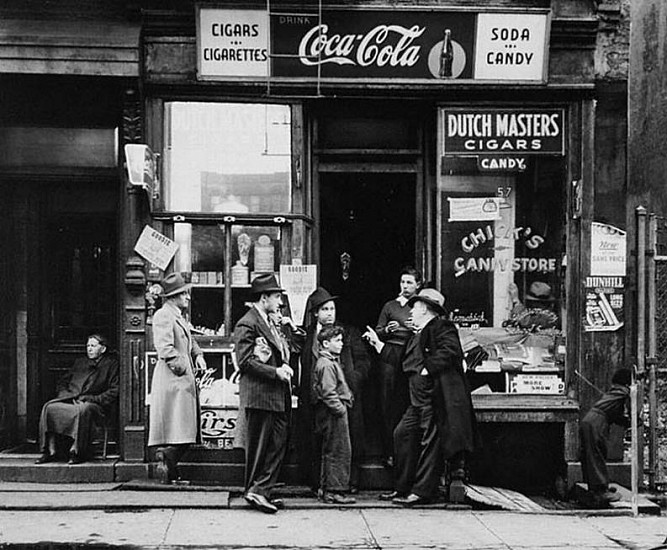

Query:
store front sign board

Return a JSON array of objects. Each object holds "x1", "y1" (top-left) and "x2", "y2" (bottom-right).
[
  {"x1": 441, "y1": 108, "x2": 566, "y2": 157},
  {"x1": 197, "y1": 7, "x2": 548, "y2": 82}
]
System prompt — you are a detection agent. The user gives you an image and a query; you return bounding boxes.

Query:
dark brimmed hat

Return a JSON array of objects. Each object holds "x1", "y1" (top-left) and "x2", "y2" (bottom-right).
[
  {"x1": 407, "y1": 288, "x2": 447, "y2": 315},
  {"x1": 525, "y1": 281, "x2": 555, "y2": 303},
  {"x1": 307, "y1": 287, "x2": 338, "y2": 313},
  {"x1": 250, "y1": 273, "x2": 284, "y2": 296},
  {"x1": 161, "y1": 273, "x2": 191, "y2": 297}
]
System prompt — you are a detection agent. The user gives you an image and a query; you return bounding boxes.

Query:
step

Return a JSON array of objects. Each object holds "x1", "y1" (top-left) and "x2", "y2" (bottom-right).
[
  {"x1": 567, "y1": 462, "x2": 632, "y2": 489},
  {"x1": 573, "y1": 482, "x2": 661, "y2": 515}
]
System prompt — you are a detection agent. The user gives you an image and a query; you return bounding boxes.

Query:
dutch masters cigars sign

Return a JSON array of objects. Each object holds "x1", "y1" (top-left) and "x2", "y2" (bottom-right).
[
  {"x1": 442, "y1": 109, "x2": 565, "y2": 156},
  {"x1": 197, "y1": 9, "x2": 549, "y2": 81}
]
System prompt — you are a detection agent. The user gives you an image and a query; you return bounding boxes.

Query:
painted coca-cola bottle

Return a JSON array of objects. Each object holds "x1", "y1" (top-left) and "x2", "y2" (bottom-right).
[{"x1": 439, "y1": 29, "x2": 454, "y2": 78}]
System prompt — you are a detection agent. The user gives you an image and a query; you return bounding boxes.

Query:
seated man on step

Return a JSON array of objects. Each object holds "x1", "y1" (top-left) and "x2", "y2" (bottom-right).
[{"x1": 36, "y1": 334, "x2": 119, "y2": 465}]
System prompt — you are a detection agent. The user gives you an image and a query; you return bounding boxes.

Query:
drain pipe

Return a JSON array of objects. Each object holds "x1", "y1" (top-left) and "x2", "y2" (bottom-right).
[
  {"x1": 635, "y1": 206, "x2": 647, "y2": 498},
  {"x1": 647, "y1": 213, "x2": 658, "y2": 492}
]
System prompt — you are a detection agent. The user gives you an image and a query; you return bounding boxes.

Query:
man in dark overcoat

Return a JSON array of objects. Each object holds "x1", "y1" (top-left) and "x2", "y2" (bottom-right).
[
  {"x1": 365, "y1": 288, "x2": 477, "y2": 505},
  {"x1": 36, "y1": 334, "x2": 119, "y2": 464},
  {"x1": 233, "y1": 273, "x2": 295, "y2": 514},
  {"x1": 297, "y1": 287, "x2": 370, "y2": 493}
]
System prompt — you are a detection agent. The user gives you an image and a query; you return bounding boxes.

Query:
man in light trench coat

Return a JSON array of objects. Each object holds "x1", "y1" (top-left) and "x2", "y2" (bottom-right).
[{"x1": 148, "y1": 272, "x2": 207, "y2": 484}]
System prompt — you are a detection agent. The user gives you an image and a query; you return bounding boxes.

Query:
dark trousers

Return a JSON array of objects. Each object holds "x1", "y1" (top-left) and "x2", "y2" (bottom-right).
[
  {"x1": 314, "y1": 405, "x2": 351, "y2": 492},
  {"x1": 377, "y1": 344, "x2": 409, "y2": 458},
  {"x1": 393, "y1": 403, "x2": 444, "y2": 498},
  {"x1": 245, "y1": 408, "x2": 289, "y2": 498},
  {"x1": 40, "y1": 400, "x2": 104, "y2": 458},
  {"x1": 580, "y1": 409, "x2": 610, "y2": 492}
]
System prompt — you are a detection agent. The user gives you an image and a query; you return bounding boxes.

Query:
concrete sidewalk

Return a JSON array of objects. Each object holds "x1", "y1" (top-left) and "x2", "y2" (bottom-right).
[
  {"x1": 0, "y1": 506, "x2": 666, "y2": 549},
  {"x1": 0, "y1": 483, "x2": 665, "y2": 549}
]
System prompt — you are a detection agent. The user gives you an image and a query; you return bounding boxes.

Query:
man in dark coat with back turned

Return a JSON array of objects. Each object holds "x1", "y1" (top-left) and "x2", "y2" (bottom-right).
[
  {"x1": 297, "y1": 287, "x2": 370, "y2": 494},
  {"x1": 36, "y1": 334, "x2": 119, "y2": 464},
  {"x1": 234, "y1": 274, "x2": 296, "y2": 514},
  {"x1": 365, "y1": 288, "x2": 477, "y2": 505}
]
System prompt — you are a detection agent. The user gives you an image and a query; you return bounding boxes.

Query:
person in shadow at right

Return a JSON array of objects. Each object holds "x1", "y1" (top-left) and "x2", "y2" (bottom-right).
[{"x1": 579, "y1": 368, "x2": 631, "y2": 508}]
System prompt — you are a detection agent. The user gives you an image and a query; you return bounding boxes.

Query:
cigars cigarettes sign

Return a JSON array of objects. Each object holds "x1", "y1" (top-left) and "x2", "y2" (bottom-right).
[{"x1": 197, "y1": 8, "x2": 549, "y2": 82}]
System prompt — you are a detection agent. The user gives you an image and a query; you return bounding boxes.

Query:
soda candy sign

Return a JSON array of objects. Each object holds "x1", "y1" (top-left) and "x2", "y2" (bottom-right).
[
  {"x1": 442, "y1": 109, "x2": 565, "y2": 156},
  {"x1": 474, "y1": 13, "x2": 548, "y2": 81}
]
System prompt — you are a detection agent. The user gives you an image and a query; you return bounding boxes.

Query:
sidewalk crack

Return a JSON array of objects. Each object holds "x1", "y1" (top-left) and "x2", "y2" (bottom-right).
[
  {"x1": 360, "y1": 510, "x2": 381, "y2": 549},
  {"x1": 160, "y1": 508, "x2": 176, "y2": 546}
]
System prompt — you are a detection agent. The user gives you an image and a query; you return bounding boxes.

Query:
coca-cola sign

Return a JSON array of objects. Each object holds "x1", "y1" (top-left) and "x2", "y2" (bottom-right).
[{"x1": 271, "y1": 11, "x2": 476, "y2": 79}]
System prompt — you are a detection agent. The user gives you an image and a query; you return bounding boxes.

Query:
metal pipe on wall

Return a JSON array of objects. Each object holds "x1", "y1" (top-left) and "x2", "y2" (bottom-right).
[
  {"x1": 635, "y1": 206, "x2": 647, "y2": 490},
  {"x1": 647, "y1": 213, "x2": 658, "y2": 491}
]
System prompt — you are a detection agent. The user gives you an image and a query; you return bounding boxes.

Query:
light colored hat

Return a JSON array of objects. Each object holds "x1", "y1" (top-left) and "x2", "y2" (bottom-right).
[{"x1": 407, "y1": 288, "x2": 447, "y2": 315}]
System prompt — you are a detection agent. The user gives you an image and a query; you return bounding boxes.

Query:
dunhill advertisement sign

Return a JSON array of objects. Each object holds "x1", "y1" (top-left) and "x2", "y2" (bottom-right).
[{"x1": 197, "y1": 8, "x2": 549, "y2": 82}]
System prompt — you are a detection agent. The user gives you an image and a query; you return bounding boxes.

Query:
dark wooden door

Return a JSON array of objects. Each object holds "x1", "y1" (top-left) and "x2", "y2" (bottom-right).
[
  {"x1": 319, "y1": 173, "x2": 416, "y2": 330},
  {"x1": 28, "y1": 196, "x2": 117, "y2": 440}
]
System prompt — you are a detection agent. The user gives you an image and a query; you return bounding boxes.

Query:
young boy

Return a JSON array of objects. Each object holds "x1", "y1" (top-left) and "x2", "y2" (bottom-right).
[
  {"x1": 311, "y1": 325, "x2": 356, "y2": 505},
  {"x1": 579, "y1": 368, "x2": 632, "y2": 508}
]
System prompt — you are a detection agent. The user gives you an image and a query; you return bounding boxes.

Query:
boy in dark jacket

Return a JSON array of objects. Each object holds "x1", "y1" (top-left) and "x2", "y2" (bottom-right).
[
  {"x1": 311, "y1": 325, "x2": 355, "y2": 505},
  {"x1": 580, "y1": 368, "x2": 632, "y2": 507}
]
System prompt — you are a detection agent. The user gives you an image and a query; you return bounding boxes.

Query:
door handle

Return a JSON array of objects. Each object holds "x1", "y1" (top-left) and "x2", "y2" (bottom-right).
[{"x1": 340, "y1": 252, "x2": 351, "y2": 281}]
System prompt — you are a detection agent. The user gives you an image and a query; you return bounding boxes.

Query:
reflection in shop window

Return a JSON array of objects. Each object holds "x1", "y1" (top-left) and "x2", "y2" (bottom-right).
[{"x1": 164, "y1": 102, "x2": 292, "y2": 213}]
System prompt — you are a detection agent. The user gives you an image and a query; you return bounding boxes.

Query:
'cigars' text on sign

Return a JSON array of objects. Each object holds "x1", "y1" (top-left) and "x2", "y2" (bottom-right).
[
  {"x1": 441, "y1": 108, "x2": 565, "y2": 156},
  {"x1": 198, "y1": 9, "x2": 269, "y2": 78}
]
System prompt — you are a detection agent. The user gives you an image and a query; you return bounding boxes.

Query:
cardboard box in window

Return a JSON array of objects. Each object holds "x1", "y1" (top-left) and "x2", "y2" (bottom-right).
[{"x1": 506, "y1": 372, "x2": 565, "y2": 394}]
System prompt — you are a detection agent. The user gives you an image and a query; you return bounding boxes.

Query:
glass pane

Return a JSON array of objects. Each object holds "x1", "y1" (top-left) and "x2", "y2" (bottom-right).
[
  {"x1": 171, "y1": 223, "x2": 282, "y2": 334},
  {"x1": 438, "y1": 158, "x2": 567, "y2": 394},
  {"x1": 231, "y1": 225, "x2": 282, "y2": 325},
  {"x1": 164, "y1": 102, "x2": 292, "y2": 213}
]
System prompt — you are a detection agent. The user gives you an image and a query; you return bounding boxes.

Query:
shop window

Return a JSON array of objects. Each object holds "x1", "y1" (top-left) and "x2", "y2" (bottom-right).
[
  {"x1": 163, "y1": 102, "x2": 292, "y2": 213},
  {"x1": 173, "y1": 222, "x2": 283, "y2": 334},
  {"x1": 437, "y1": 158, "x2": 567, "y2": 395}
]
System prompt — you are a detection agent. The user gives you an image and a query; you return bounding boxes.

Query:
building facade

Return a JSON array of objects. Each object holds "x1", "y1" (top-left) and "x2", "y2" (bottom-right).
[{"x1": 0, "y1": 0, "x2": 631, "y2": 492}]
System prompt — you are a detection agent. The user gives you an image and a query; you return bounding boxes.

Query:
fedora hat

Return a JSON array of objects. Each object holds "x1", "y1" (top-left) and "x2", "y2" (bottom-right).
[
  {"x1": 307, "y1": 287, "x2": 338, "y2": 312},
  {"x1": 250, "y1": 273, "x2": 284, "y2": 296},
  {"x1": 525, "y1": 281, "x2": 555, "y2": 303},
  {"x1": 161, "y1": 272, "x2": 191, "y2": 297},
  {"x1": 407, "y1": 288, "x2": 447, "y2": 315}
]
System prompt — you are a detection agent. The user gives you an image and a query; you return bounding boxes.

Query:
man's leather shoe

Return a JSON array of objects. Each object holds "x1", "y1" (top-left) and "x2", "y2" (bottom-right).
[
  {"x1": 378, "y1": 490, "x2": 404, "y2": 501},
  {"x1": 270, "y1": 498, "x2": 285, "y2": 509},
  {"x1": 35, "y1": 453, "x2": 55, "y2": 464},
  {"x1": 245, "y1": 492, "x2": 278, "y2": 514},
  {"x1": 67, "y1": 454, "x2": 85, "y2": 465},
  {"x1": 393, "y1": 493, "x2": 432, "y2": 507}
]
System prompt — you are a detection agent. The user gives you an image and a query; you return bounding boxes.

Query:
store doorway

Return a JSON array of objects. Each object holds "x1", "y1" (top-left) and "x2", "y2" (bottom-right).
[
  {"x1": 319, "y1": 173, "x2": 417, "y2": 330},
  {"x1": 27, "y1": 185, "x2": 118, "y2": 442}
]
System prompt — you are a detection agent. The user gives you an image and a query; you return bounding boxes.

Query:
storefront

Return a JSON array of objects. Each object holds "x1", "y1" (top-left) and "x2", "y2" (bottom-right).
[{"x1": 109, "y1": 3, "x2": 602, "y2": 493}]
